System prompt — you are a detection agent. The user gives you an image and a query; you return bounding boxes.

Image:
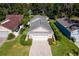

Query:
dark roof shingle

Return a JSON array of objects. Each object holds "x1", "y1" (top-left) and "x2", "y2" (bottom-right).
[{"x1": 1, "y1": 15, "x2": 23, "y2": 30}]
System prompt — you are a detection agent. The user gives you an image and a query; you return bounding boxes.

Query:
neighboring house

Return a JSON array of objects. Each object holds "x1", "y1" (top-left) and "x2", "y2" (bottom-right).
[
  {"x1": 1, "y1": 15, "x2": 23, "y2": 31},
  {"x1": 56, "y1": 17, "x2": 79, "y2": 45},
  {"x1": 0, "y1": 15, "x2": 23, "y2": 38},
  {"x1": 28, "y1": 15, "x2": 55, "y2": 41}
]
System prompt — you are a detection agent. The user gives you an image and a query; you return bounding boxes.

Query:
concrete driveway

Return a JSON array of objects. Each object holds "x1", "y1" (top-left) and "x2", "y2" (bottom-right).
[{"x1": 29, "y1": 39, "x2": 52, "y2": 56}]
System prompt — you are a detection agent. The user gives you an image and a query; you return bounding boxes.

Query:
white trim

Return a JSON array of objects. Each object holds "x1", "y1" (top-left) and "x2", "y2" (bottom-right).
[
  {"x1": 1, "y1": 19, "x2": 10, "y2": 24},
  {"x1": 0, "y1": 26, "x2": 11, "y2": 32}
]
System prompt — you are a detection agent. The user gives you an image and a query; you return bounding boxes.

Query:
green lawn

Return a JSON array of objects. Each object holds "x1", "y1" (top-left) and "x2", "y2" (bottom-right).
[
  {"x1": 50, "y1": 20, "x2": 79, "y2": 56},
  {"x1": 0, "y1": 28, "x2": 30, "y2": 56}
]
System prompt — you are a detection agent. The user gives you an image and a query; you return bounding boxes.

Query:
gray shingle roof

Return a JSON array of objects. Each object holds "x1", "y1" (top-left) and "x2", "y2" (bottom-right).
[{"x1": 29, "y1": 15, "x2": 53, "y2": 33}]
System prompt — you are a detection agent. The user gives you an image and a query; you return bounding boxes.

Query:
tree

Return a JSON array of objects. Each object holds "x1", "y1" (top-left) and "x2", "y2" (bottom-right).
[
  {"x1": 1, "y1": 3, "x2": 79, "y2": 22},
  {"x1": 21, "y1": 17, "x2": 28, "y2": 27}
]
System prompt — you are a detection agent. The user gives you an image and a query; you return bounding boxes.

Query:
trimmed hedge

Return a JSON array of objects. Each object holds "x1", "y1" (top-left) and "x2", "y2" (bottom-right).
[
  {"x1": 7, "y1": 33, "x2": 15, "y2": 40},
  {"x1": 50, "y1": 22, "x2": 62, "y2": 41},
  {"x1": 20, "y1": 34, "x2": 32, "y2": 46}
]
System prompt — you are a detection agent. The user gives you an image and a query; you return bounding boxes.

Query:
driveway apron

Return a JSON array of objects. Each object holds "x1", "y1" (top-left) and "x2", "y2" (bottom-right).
[{"x1": 29, "y1": 39, "x2": 52, "y2": 56}]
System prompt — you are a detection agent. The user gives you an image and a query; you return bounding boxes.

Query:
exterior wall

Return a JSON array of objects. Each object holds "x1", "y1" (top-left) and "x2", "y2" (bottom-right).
[
  {"x1": 71, "y1": 29, "x2": 79, "y2": 42},
  {"x1": 28, "y1": 33, "x2": 32, "y2": 39},
  {"x1": 0, "y1": 30, "x2": 12, "y2": 38},
  {"x1": 55, "y1": 21, "x2": 71, "y2": 38},
  {"x1": 0, "y1": 26, "x2": 12, "y2": 38}
]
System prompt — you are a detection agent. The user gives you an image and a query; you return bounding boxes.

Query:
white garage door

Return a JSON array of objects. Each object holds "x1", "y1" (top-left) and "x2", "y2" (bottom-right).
[
  {"x1": 0, "y1": 31, "x2": 9, "y2": 38},
  {"x1": 32, "y1": 35, "x2": 48, "y2": 41}
]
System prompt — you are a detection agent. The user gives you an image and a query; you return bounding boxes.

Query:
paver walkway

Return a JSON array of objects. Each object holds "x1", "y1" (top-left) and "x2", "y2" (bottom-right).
[{"x1": 29, "y1": 40, "x2": 52, "y2": 56}]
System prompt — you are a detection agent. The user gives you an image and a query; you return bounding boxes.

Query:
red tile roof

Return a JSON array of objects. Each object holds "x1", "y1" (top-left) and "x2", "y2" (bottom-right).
[{"x1": 1, "y1": 15, "x2": 23, "y2": 30}]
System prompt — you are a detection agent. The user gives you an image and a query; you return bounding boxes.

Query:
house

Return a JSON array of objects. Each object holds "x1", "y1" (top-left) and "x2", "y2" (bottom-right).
[
  {"x1": 56, "y1": 17, "x2": 79, "y2": 46},
  {"x1": 28, "y1": 15, "x2": 55, "y2": 41},
  {"x1": 0, "y1": 26, "x2": 11, "y2": 38},
  {"x1": 1, "y1": 15, "x2": 23, "y2": 31},
  {"x1": 0, "y1": 15, "x2": 23, "y2": 38}
]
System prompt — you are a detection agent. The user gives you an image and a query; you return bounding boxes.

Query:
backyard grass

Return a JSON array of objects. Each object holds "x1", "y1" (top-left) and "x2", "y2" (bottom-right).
[
  {"x1": 50, "y1": 20, "x2": 79, "y2": 56},
  {"x1": 0, "y1": 28, "x2": 30, "y2": 56}
]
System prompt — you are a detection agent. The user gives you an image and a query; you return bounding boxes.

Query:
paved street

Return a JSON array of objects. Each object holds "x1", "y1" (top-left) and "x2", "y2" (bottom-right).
[{"x1": 29, "y1": 40, "x2": 52, "y2": 56}]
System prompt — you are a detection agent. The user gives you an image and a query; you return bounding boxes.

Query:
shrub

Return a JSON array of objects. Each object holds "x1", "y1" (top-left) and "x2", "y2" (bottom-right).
[
  {"x1": 67, "y1": 52, "x2": 74, "y2": 56},
  {"x1": 25, "y1": 39, "x2": 32, "y2": 46},
  {"x1": 20, "y1": 34, "x2": 26, "y2": 45},
  {"x1": 72, "y1": 49, "x2": 79, "y2": 56},
  {"x1": 7, "y1": 33, "x2": 15, "y2": 40},
  {"x1": 20, "y1": 34, "x2": 32, "y2": 46},
  {"x1": 48, "y1": 38, "x2": 53, "y2": 45},
  {"x1": 19, "y1": 28, "x2": 26, "y2": 34},
  {"x1": 52, "y1": 41, "x2": 58, "y2": 47}
]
